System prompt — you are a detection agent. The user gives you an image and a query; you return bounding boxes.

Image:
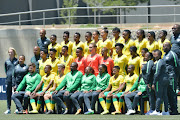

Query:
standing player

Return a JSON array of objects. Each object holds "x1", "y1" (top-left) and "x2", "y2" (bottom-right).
[
  {"x1": 4, "y1": 47, "x2": 18, "y2": 114},
  {"x1": 37, "y1": 29, "x2": 50, "y2": 51},
  {"x1": 146, "y1": 31, "x2": 159, "y2": 53},
  {"x1": 29, "y1": 65, "x2": 55, "y2": 113},
  {"x1": 31, "y1": 46, "x2": 41, "y2": 73},
  {"x1": 92, "y1": 30, "x2": 100, "y2": 53},
  {"x1": 84, "y1": 31, "x2": 94, "y2": 57}
]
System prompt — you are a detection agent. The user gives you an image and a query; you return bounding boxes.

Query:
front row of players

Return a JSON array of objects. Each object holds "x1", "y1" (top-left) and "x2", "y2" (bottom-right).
[{"x1": 12, "y1": 45, "x2": 177, "y2": 115}]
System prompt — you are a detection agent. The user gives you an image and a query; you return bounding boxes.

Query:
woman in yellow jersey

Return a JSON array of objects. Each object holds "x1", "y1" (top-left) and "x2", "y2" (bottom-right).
[
  {"x1": 60, "y1": 31, "x2": 73, "y2": 56},
  {"x1": 112, "y1": 65, "x2": 138, "y2": 113},
  {"x1": 44, "y1": 64, "x2": 66, "y2": 114},
  {"x1": 48, "y1": 48, "x2": 61, "y2": 75},
  {"x1": 93, "y1": 30, "x2": 100, "y2": 53},
  {"x1": 128, "y1": 46, "x2": 140, "y2": 76},
  {"x1": 147, "y1": 31, "x2": 159, "y2": 52},
  {"x1": 122, "y1": 30, "x2": 135, "y2": 59},
  {"x1": 134, "y1": 29, "x2": 148, "y2": 57},
  {"x1": 48, "y1": 34, "x2": 61, "y2": 58},
  {"x1": 84, "y1": 31, "x2": 94, "y2": 57},
  {"x1": 158, "y1": 30, "x2": 170, "y2": 57},
  {"x1": 72, "y1": 32, "x2": 85, "y2": 58},
  {"x1": 39, "y1": 50, "x2": 50, "y2": 77},
  {"x1": 99, "y1": 28, "x2": 112, "y2": 56},
  {"x1": 114, "y1": 43, "x2": 128, "y2": 77},
  {"x1": 112, "y1": 27, "x2": 124, "y2": 59}
]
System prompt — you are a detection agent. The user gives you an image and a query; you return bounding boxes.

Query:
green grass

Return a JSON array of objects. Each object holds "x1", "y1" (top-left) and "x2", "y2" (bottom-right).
[
  {"x1": 0, "y1": 100, "x2": 180, "y2": 120},
  {"x1": 79, "y1": 24, "x2": 100, "y2": 28}
]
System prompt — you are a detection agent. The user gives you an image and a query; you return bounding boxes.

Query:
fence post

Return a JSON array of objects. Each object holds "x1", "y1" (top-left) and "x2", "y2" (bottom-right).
[
  {"x1": 146, "y1": 7, "x2": 149, "y2": 31},
  {"x1": 94, "y1": 8, "x2": 96, "y2": 26},
  {"x1": 120, "y1": 8, "x2": 122, "y2": 25},
  {"x1": 43, "y1": 12, "x2": 45, "y2": 28},
  {"x1": 117, "y1": 8, "x2": 119, "y2": 24},
  {"x1": 68, "y1": 9, "x2": 71, "y2": 28},
  {"x1": 174, "y1": 7, "x2": 176, "y2": 23},
  {"x1": 19, "y1": 14, "x2": 21, "y2": 28}
]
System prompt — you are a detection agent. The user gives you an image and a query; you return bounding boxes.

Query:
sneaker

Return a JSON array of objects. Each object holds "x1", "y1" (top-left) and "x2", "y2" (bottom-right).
[
  {"x1": 15, "y1": 110, "x2": 23, "y2": 114},
  {"x1": 75, "y1": 109, "x2": 82, "y2": 115},
  {"x1": 62, "y1": 108, "x2": 68, "y2": 115},
  {"x1": 161, "y1": 111, "x2": 170, "y2": 115},
  {"x1": 14, "y1": 109, "x2": 18, "y2": 114},
  {"x1": 84, "y1": 110, "x2": 94, "y2": 115},
  {"x1": 29, "y1": 110, "x2": 38, "y2": 114},
  {"x1": 101, "y1": 110, "x2": 109, "y2": 115},
  {"x1": 150, "y1": 110, "x2": 161, "y2": 115},
  {"x1": 46, "y1": 110, "x2": 53, "y2": 114},
  {"x1": 111, "y1": 111, "x2": 121, "y2": 115},
  {"x1": 145, "y1": 110, "x2": 154, "y2": 115},
  {"x1": 126, "y1": 109, "x2": 136, "y2": 115},
  {"x1": 4, "y1": 110, "x2": 11, "y2": 114}
]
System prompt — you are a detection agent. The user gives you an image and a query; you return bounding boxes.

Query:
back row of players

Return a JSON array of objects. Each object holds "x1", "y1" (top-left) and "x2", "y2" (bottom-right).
[{"x1": 5, "y1": 24, "x2": 180, "y2": 115}]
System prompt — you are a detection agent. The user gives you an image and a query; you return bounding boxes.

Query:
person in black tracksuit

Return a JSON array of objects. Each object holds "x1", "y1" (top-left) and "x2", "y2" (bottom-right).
[
  {"x1": 163, "y1": 42, "x2": 179, "y2": 115},
  {"x1": 141, "y1": 52, "x2": 155, "y2": 115},
  {"x1": 4, "y1": 48, "x2": 18, "y2": 114},
  {"x1": 151, "y1": 49, "x2": 169, "y2": 115},
  {"x1": 12, "y1": 55, "x2": 28, "y2": 91}
]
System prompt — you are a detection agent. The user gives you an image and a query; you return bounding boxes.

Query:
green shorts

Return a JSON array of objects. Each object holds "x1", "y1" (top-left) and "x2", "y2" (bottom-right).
[
  {"x1": 104, "y1": 91, "x2": 116, "y2": 97},
  {"x1": 115, "y1": 92, "x2": 124, "y2": 98},
  {"x1": 37, "y1": 91, "x2": 52, "y2": 94}
]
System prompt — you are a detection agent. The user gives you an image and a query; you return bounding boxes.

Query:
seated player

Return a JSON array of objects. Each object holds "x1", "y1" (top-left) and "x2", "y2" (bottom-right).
[
  {"x1": 112, "y1": 27, "x2": 123, "y2": 59},
  {"x1": 84, "y1": 64, "x2": 110, "y2": 114},
  {"x1": 72, "y1": 32, "x2": 85, "y2": 58},
  {"x1": 29, "y1": 65, "x2": 55, "y2": 113},
  {"x1": 39, "y1": 49, "x2": 50, "y2": 77},
  {"x1": 48, "y1": 48, "x2": 61, "y2": 75},
  {"x1": 98, "y1": 28, "x2": 112, "y2": 56},
  {"x1": 48, "y1": 34, "x2": 61, "y2": 58},
  {"x1": 86, "y1": 43, "x2": 102, "y2": 76},
  {"x1": 70, "y1": 66, "x2": 96, "y2": 115},
  {"x1": 158, "y1": 30, "x2": 170, "y2": 57},
  {"x1": 134, "y1": 29, "x2": 148, "y2": 57},
  {"x1": 128, "y1": 46, "x2": 140, "y2": 75},
  {"x1": 121, "y1": 30, "x2": 135, "y2": 59},
  {"x1": 124, "y1": 74, "x2": 147, "y2": 115},
  {"x1": 44, "y1": 64, "x2": 66, "y2": 114},
  {"x1": 100, "y1": 47, "x2": 114, "y2": 76},
  {"x1": 146, "y1": 31, "x2": 159, "y2": 53},
  {"x1": 12, "y1": 63, "x2": 41, "y2": 114},
  {"x1": 114, "y1": 43, "x2": 128, "y2": 77},
  {"x1": 59, "y1": 46, "x2": 74, "y2": 74},
  {"x1": 98, "y1": 66, "x2": 124, "y2": 115},
  {"x1": 112, "y1": 65, "x2": 138, "y2": 113},
  {"x1": 75, "y1": 47, "x2": 86, "y2": 75},
  {"x1": 84, "y1": 31, "x2": 94, "y2": 57},
  {"x1": 60, "y1": 31, "x2": 73, "y2": 55},
  {"x1": 52, "y1": 62, "x2": 83, "y2": 114}
]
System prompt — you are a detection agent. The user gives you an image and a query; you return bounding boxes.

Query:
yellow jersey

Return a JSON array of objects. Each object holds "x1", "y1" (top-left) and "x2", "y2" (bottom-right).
[
  {"x1": 158, "y1": 39, "x2": 170, "y2": 57},
  {"x1": 121, "y1": 39, "x2": 135, "y2": 59},
  {"x1": 38, "y1": 59, "x2": 51, "y2": 77},
  {"x1": 98, "y1": 39, "x2": 112, "y2": 56},
  {"x1": 46, "y1": 58, "x2": 61, "y2": 75},
  {"x1": 55, "y1": 75, "x2": 65, "y2": 86},
  {"x1": 60, "y1": 41, "x2": 73, "y2": 55},
  {"x1": 109, "y1": 75, "x2": 124, "y2": 91},
  {"x1": 72, "y1": 41, "x2": 85, "y2": 58},
  {"x1": 146, "y1": 41, "x2": 159, "y2": 53},
  {"x1": 41, "y1": 73, "x2": 55, "y2": 91},
  {"x1": 112, "y1": 36, "x2": 124, "y2": 59},
  {"x1": 48, "y1": 43, "x2": 61, "y2": 58},
  {"x1": 124, "y1": 73, "x2": 138, "y2": 92},
  {"x1": 114, "y1": 54, "x2": 128, "y2": 77},
  {"x1": 134, "y1": 38, "x2": 148, "y2": 56},
  {"x1": 59, "y1": 55, "x2": 74, "y2": 74},
  {"x1": 84, "y1": 40, "x2": 94, "y2": 57},
  {"x1": 128, "y1": 56, "x2": 140, "y2": 76}
]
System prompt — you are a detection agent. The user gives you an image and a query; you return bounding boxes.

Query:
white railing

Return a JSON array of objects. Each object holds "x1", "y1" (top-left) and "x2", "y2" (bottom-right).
[{"x1": 0, "y1": 5, "x2": 180, "y2": 27}]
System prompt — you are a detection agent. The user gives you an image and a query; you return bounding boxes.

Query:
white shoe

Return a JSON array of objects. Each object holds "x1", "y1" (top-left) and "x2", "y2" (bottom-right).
[
  {"x1": 161, "y1": 111, "x2": 170, "y2": 115},
  {"x1": 14, "y1": 109, "x2": 18, "y2": 114},
  {"x1": 125, "y1": 109, "x2": 136, "y2": 115},
  {"x1": 4, "y1": 110, "x2": 11, "y2": 114},
  {"x1": 150, "y1": 110, "x2": 161, "y2": 115}
]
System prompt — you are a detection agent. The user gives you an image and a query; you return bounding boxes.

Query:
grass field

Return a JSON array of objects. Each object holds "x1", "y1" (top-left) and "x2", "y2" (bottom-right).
[{"x1": 0, "y1": 100, "x2": 180, "y2": 120}]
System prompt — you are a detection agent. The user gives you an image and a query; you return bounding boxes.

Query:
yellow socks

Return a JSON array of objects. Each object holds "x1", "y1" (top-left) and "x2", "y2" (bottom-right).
[
  {"x1": 99, "y1": 97, "x2": 107, "y2": 111},
  {"x1": 30, "y1": 99, "x2": 37, "y2": 110},
  {"x1": 45, "y1": 100, "x2": 52, "y2": 110}
]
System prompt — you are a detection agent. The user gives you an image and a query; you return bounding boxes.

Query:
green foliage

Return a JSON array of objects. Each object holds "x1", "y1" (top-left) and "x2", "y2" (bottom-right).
[
  {"x1": 60, "y1": 0, "x2": 79, "y2": 24},
  {"x1": 79, "y1": 24, "x2": 100, "y2": 28},
  {"x1": 168, "y1": 0, "x2": 180, "y2": 4}
]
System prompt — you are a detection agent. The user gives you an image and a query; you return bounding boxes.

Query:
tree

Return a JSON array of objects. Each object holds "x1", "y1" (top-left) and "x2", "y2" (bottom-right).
[
  {"x1": 82, "y1": 0, "x2": 149, "y2": 23},
  {"x1": 60, "y1": 0, "x2": 79, "y2": 24}
]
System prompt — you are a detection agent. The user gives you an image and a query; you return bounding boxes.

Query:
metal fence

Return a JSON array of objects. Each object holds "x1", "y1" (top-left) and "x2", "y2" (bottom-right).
[{"x1": 0, "y1": 5, "x2": 180, "y2": 27}]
